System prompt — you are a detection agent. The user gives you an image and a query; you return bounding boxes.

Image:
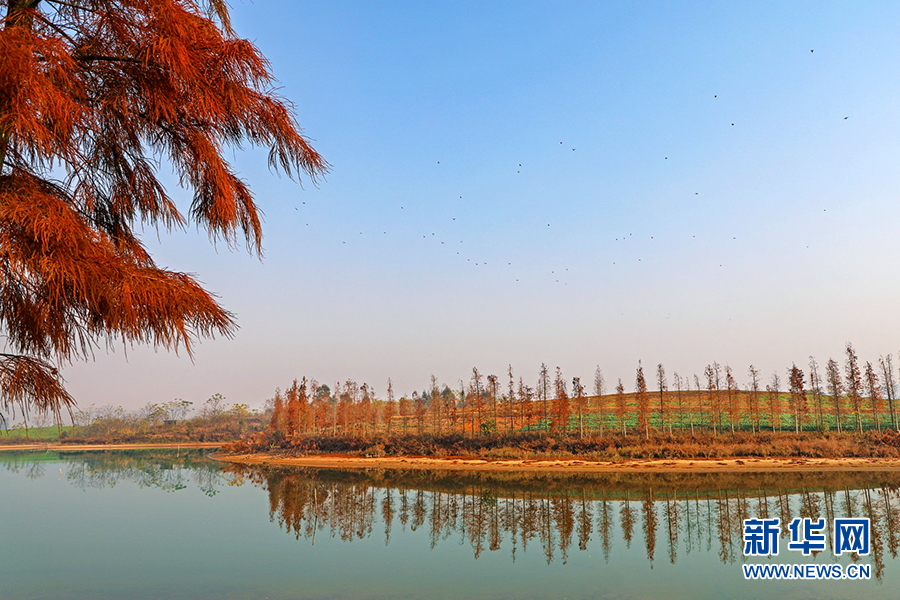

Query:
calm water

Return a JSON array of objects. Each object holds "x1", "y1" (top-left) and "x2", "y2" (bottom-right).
[{"x1": 3, "y1": 450, "x2": 900, "y2": 599}]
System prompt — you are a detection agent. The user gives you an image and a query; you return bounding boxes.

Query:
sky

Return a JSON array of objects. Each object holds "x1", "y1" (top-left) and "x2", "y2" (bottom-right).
[{"x1": 62, "y1": 1, "x2": 900, "y2": 413}]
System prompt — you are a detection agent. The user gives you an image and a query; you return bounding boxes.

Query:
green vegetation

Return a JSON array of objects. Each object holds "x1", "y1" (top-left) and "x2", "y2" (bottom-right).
[{"x1": 1, "y1": 425, "x2": 87, "y2": 442}]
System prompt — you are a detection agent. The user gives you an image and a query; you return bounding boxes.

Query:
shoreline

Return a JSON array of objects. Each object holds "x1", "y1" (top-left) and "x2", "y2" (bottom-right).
[
  {"x1": 214, "y1": 453, "x2": 900, "y2": 473},
  {"x1": 0, "y1": 442, "x2": 224, "y2": 451}
]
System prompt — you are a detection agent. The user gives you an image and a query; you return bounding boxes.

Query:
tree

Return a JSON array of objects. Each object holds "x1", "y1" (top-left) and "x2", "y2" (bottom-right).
[
  {"x1": 635, "y1": 363, "x2": 649, "y2": 439},
  {"x1": 430, "y1": 375, "x2": 440, "y2": 435},
  {"x1": 412, "y1": 391, "x2": 426, "y2": 435},
  {"x1": 469, "y1": 367, "x2": 484, "y2": 434},
  {"x1": 808, "y1": 357, "x2": 824, "y2": 431},
  {"x1": 518, "y1": 376, "x2": 534, "y2": 432},
  {"x1": 788, "y1": 364, "x2": 805, "y2": 433},
  {"x1": 767, "y1": 373, "x2": 781, "y2": 432},
  {"x1": 284, "y1": 380, "x2": 300, "y2": 439},
  {"x1": 724, "y1": 365, "x2": 739, "y2": 434},
  {"x1": 507, "y1": 364, "x2": 516, "y2": 433},
  {"x1": 165, "y1": 398, "x2": 192, "y2": 421},
  {"x1": 0, "y1": 0, "x2": 328, "y2": 426},
  {"x1": 203, "y1": 392, "x2": 227, "y2": 422},
  {"x1": 747, "y1": 365, "x2": 761, "y2": 433},
  {"x1": 846, "y1": 343, "x2": 863, "y2": 432},
  {"x1": 441, "y1": 385, "x2": 457, "y2": 434},
  {"x1": 672, "y1": 371, "x2": 684, "y2": 433},
  {"x1": 571, "y1": 376, "x2": 586, "y2": 438},
  {"x1": 656, "y1": 363, "x2": 667, "y2": 434},
  {"x1": 704, "y1": 365, "x2": 718, "y2": 435},
  {"x1": 486, "y1": 373, "x2": 499, "y2": 432},
  {"x1": 615, "y1": 378, "x2": 627, "y2": 436},
  {"x1": 384, "y1": 378, "x2": 395, "y2": 434},
  {"x1": 865, "y1": 361, "x2": 883, "y2": 433},
  {"x1": 825, "y1": 358, "x2": 843, "y2": 433},
  {"x1": 296, "y1": 377, "x2": 310, "y2": 434},
  {"x1": 538, "y1": 363, "x2": 550, "y2": 433},
  {"x1": 399, "y1": 394, "x2": 410, "y2": 435},
  {"x1": 691, "y1": 374, "x2": 702, "y2": 435},
  {"x1": 551, "y1": 366, "x2": 569, "y2": 434},
  {"x1": 880, "y1": 354, "x2": 897, "y2": 431},
  {"x1": 593, "y1": 366, "x2": 605, "y2": 436}
]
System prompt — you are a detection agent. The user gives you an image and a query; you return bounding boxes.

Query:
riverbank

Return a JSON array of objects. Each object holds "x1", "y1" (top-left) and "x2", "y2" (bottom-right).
[
  {"x1": 214, "y1": 452, "x2": 900, "y2": 472},
  {"x1": 0, "y1": 442, "x2": 224, "y2": 451}
]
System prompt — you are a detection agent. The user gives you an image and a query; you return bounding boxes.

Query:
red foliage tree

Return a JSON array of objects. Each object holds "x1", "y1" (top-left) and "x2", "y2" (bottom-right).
[
  {"x1": 283, "y1": 379, "x2": 300, "y2": 438},
  {"x1": 0, "y1": 0, "x2": 327, "y2": 425}
]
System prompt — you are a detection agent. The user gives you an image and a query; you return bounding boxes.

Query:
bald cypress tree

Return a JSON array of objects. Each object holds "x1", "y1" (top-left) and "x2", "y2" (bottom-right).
[
  {"x1": 788, "y1": 364, "x2": 805, "y2": 433},
  {"x1": 384, "y1": 378, "x2": 396, "y2": 435},
  {"x1": 0, "y1": 0, "x2": 327, "y2": 425},
  {"x1": 507, "y1": 364, "x2": 516, "y2": 433},
  {"x1": 673, "y1": 371, "x2": 685, "y2": 433},
  {"x1": 880, "y1": 354, "x2": 897, "y2": 431},
  {"x1": 538, "y1": 363, "x2": 550, "y2": 434},
  {"x1": 808, "y1": 357, "x2": 824, "y2": 432},
  {"x1": 725, "y1": 365, "x2": 739, "y2": 434},
  {"x1": 656, "y1": 363, "x2": 668, "y2": 435},
  {"x1": 865, "y1": 361, "x2": 883, "y2": 433},
  {"x1": 636, "y1": 363, "x2": 649, "y2": 440},
  {"x1": 552, "y1": 367, "x2": 569, "y2": 435},
  {"x1": 572, "y1": 376, "x2": 586, "y2": 438},
  {"x1": 615, "y1": 379, "x2": 627, "y2": 436},
  {"x1": 284, "y1": 380, "x2": 301, "y2": 439},
  {"x1": 846, "y1": 343, "x2": 864, "y2": 433},
  {"x1": 826, "y1": 358, "x2": 843, "y2": 433},
  {"x1": 767, "y1": 372, "x2": 781, "y2": 432},
  {"x1": 593, "y1": 366, "x2": 605, "y2": 436},
  {"x1": 748, "y1": 365, "x2": 761, "y2": 434}
]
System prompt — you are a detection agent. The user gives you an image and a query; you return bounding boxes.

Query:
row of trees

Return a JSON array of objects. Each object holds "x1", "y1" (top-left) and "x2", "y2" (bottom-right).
[{"x1": 266, "y1": 343, "x2": 900, "y2": 440}]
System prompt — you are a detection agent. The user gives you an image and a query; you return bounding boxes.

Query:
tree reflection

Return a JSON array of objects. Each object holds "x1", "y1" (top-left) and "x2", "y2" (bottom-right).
[
  {"x1": 0, "y1": 449, "x2": 228, "y2": 494},
  {"x1": 231, "y1": 466, "x2": 900, "y2": 579}
]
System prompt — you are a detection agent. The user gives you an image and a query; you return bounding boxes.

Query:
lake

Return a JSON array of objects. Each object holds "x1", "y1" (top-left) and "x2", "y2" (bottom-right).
[{"x1": 3, "y1": 449, "x2": 899, "y2": 599}]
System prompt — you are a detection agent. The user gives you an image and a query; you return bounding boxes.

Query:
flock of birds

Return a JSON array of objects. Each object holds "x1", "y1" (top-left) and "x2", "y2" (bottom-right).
[{"x1": 293, "y1": 49, "x2": 843, "y2": 288}]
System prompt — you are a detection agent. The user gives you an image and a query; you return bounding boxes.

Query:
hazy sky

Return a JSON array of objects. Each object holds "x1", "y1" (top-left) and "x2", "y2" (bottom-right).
[{"x1": 63, "y1": 1, "x2": 900, "y2": 412}]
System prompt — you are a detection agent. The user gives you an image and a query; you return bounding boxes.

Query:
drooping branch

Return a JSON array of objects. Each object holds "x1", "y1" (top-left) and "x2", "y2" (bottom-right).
[
  {"x1": 0, "y1": 0, "x2": 327, "y2": 422},
  {"x1": 0, "y1": 352, "x2": 75, "y2": 425}
]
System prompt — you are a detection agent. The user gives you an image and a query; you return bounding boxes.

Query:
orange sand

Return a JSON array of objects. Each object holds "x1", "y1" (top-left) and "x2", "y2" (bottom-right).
[{"x1": 215, "y1": 453, "x2": 900, "y2": 473}]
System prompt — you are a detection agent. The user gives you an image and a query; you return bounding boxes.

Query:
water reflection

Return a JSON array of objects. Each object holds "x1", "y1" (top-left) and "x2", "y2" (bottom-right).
[
  {"x1": 0, "y1": 449, "x2": 228, "y2": 496},
  {"x1": 227, "y1": 465, "x2": 900, "y2": 578}
]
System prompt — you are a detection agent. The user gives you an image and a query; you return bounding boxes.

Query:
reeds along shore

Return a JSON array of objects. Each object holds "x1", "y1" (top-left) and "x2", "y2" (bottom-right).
[{"x1": 229, "y1": 346, "x2": 900, "y2": 457}]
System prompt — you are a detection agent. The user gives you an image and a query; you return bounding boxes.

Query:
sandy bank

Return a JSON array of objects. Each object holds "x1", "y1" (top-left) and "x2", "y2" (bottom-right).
[
  {"x1": 0, "y1": 442, "x2": 224, "y2": 451},
  {"x1": 214, "y1": 453, "x2": 900, "y2": 473}
]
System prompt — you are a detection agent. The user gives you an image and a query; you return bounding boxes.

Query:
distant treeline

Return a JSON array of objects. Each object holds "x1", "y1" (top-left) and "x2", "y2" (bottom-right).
[
  {"x1": 239, "y1": 342, "x2": 900, "y2": 452},
  {"x1": 2, "y1": 394, "x2": 263, "y2": 444}
]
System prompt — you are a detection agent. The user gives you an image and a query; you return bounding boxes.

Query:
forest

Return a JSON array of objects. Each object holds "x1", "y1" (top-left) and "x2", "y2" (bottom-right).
[{"x1": 228, "y1": 342, "x2": 900, "y2": 458}]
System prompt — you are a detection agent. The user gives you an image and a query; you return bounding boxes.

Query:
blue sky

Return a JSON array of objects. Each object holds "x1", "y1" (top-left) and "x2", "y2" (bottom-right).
[{"x1": 64, "y1": 1, "x2": 900, "y2": 411}]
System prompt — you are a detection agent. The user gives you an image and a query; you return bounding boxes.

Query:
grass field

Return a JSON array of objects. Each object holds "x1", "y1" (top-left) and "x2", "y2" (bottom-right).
[{"x1": 1, "y1": 425, "x2": 86, "y2": 443}]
